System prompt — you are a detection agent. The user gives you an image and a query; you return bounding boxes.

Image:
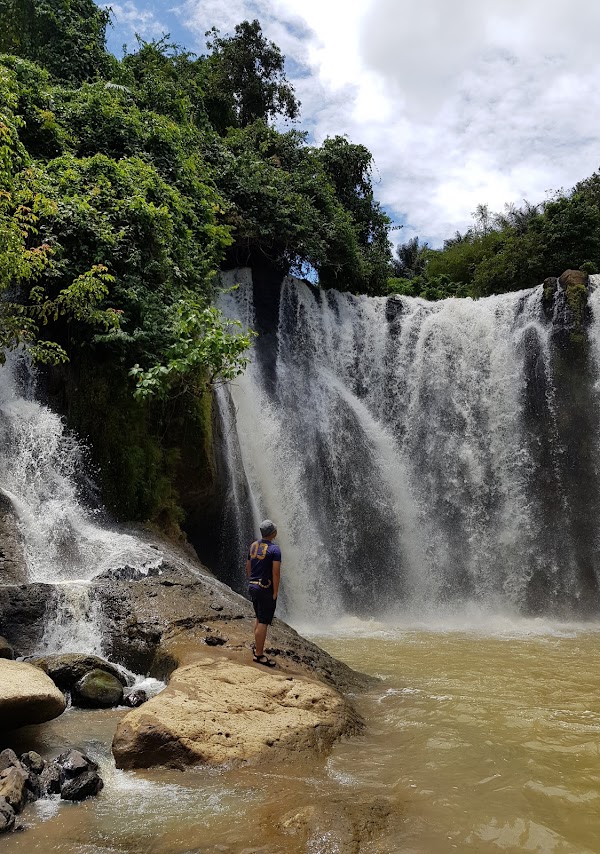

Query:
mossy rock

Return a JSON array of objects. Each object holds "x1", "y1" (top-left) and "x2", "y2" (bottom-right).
[
  {"x1": 72, "y1": 669, "x2": 124, "y2": 708},
  {"x1": 28, "y1": 654, "x2": 127, "y2": 690}
]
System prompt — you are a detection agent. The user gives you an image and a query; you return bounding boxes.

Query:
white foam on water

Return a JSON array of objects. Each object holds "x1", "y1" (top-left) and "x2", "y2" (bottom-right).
[{"x1": 303, "y1": 611, "x2": 600, "y2": 641}]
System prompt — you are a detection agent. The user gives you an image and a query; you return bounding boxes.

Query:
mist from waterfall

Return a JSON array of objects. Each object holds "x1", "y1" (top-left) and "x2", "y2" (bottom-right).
[{"x1": 218, "y1": 272, "x2": 600, "y2": 626}]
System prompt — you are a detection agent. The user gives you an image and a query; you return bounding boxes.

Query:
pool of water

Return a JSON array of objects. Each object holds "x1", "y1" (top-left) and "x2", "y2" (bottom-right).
[{"x1": 4, "y1": 623, "x2": 600, "y2": 853}]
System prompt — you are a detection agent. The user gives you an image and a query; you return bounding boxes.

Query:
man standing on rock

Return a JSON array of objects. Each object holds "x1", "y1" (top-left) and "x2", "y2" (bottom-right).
[{"x1": 247, "y1": 520, "x2": 281, "y2": 667}]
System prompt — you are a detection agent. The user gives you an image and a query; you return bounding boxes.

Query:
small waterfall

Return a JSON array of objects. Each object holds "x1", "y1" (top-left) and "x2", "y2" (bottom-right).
[
  {"x1": 0, "y1": 352, "x2": 162, "y2": 584},
  {"x1": 40, "y1": 583, "x2": 103, "y2": 656},
  {"x1": 218, "y1": 272, "x2": 600, "y2": 625},
  {"x1": 0, "y1": 352, "x2": 164, "y2": 654}
]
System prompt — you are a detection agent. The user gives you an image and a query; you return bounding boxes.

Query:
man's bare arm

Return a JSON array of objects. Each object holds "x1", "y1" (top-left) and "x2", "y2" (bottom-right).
[
  {"x1": 272, "y1": 561, "x2": 281, "y2": 599},
  {"x1": 246, "y1": 559, "x2": 251, "y2": 578}
]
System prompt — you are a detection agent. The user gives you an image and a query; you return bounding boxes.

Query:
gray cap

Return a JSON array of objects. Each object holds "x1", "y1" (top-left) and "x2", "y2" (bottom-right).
[{"x1": 260, "y1": 519, "x2": 277, "y2": 536}]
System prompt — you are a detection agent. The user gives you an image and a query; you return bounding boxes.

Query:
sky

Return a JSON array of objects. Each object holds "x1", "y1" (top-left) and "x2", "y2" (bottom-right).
[{"x1": 105, "y1": 0, "x2": 600, "y2": 249}]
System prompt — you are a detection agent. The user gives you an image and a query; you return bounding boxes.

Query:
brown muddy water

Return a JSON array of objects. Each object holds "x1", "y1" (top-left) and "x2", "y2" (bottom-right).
[{"x1": 3, "y1": 622, "x2": 600, "y2": 853}]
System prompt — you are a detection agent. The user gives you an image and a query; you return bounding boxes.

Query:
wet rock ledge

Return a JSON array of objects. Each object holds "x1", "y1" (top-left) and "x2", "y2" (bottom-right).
[
  {"x1": 95, "y1": 557, "x2": 368, "y2": 770},
  {"x1": 0, "y1": 546, "x2": 370, "y2": 770}
]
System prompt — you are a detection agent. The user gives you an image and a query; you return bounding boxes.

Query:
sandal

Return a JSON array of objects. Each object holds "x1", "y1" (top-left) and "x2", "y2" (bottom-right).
[{"x1": 253, "y1": 654, "x2": 276, "y2": 668}]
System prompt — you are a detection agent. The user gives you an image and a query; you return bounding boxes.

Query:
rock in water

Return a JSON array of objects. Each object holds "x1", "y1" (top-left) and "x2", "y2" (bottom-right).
[
  {"x1": 55, "y1": 750, "x2": 103, "y2": 802},
  {"x1": 40, "y1": 762, "x2": 61, "y2": 796},
  {"x1": 72, "y1": 669, "x2": 124, "y2": 708},
  {"x1": 19, "y1": 752, "x2": 45, "y2": 776},
  {"x1": 0, "y1": 797, "x2": 15, "y2": 833},
  {"x1": 27, "y1": 654, "x2": 128, "y2": 691},
  {"x1": 112, "y1": 657, "x2": 361, "y2": 770},
  {"x1": 123, "y1": 689, "x2": 147, "y2": 708},
  {"x1": 60, "y1": 770, "x2": 103, "y2": 802},
  {"x1": 0, "y1": 660, "x2": 66, "y2": 729},
  {"x1": 0, "y1": 750, "x2": 19, "y2": 773},
  {"x1": 0, "y1": 766, "x2": 27, "y2": 812}
]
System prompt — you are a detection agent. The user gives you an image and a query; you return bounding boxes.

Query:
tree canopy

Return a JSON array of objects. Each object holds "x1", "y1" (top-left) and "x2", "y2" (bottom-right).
[{"x1": 388, "y1": 185, "x2": 600, "y2": 301}]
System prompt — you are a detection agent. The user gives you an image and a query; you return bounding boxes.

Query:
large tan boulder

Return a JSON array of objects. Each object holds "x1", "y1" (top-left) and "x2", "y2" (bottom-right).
[
  {"x1": 113, "y1": 656, "x2": 361, "y2": 769},
  {"x1": 0, "y1": 660, "x2": 66, "y2": 729}
]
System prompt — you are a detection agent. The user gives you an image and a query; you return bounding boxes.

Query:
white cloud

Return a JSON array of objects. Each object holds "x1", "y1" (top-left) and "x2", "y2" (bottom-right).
[
  {"x1": 175, "y1": 0, "x2": 600, "y2": 246},
  {"x1": 107, "y1": 2, "x2": 167, "y2": 46}
]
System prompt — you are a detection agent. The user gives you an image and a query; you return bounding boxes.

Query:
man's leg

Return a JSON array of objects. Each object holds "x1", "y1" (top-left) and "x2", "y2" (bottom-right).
[{"x1": 254, "y1": 621, "x2": 268, "y2": 657}]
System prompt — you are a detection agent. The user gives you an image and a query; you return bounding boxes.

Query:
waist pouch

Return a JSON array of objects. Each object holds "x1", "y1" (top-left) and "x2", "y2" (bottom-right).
[{"x1": 248, "y1": 578, "x2": 272, "y2": 589}]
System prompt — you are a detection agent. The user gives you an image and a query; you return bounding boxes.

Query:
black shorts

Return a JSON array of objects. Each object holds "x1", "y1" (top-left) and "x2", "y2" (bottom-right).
[{"x1": 249, "y1": 587, "x2": 277, "y2": 625}]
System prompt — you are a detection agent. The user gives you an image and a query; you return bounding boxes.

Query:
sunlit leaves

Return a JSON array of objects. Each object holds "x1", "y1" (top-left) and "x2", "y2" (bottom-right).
[{"x1": 130, "y1": 292, "x2": 255, "y2": 401}]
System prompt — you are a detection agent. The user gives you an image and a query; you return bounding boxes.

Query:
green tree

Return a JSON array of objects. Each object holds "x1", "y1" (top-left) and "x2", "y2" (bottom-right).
[
  {"x1": 202, "y1": 20, "x2": 300, "y2": 133},
  {"x1": 0, "y1": 0, "x2": 113, "y2": 84},
  {"x1": 130, "y1": 293, "x2": 254, "y2": 401},
  {"x1": 0, "y1": 64, "x2": 118, "y2": 362},
  {"x1": 393, "y1": 236, "x2": 429, "y2": 280},
  {"x1": 119, "y1": 38, "x2": 207, "y2": 128},
  {"x1": 319, "y1": 136, "x2": 392, "y2": 294}
]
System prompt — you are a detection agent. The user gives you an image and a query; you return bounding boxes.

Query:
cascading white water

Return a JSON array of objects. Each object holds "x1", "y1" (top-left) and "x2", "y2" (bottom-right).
[
  {"x1": 0, "y1": 352, "x2": 164, "y2": 654},
  {"x1": 219, "y1": 272, "x2": 600, "y2": 626},
  {"x1": 0, "y1": 353, "x2": 162, "y2": 584},
  {"x1": 40, "y1": 582, "x2": 103, "y2": 656}
]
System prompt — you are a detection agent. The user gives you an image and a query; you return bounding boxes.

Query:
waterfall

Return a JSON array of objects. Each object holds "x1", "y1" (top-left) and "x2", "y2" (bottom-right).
[
  {"x1": 40, "y1": 583, "x2": 103, "y2": 656},
  {"x1": 0, "y1": 352, "x2": 162, "y2": 584},
  {"x1": 0, "y1": 352, "x2": 164, "y2": 654},
  {"x1": 218, "y1": 272, "x2": 600, "y2": 625}
]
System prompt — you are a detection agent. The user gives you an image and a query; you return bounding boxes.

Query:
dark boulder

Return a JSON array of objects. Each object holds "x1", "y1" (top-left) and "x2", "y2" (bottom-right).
[
  {"x1": 60, "y1": 769, "x2": 103, "y2": 801},
  {"x1": 385, "y1": 295, "x2": 405, "y2": 323},
  {"x1": 0, "y1": 494, "x2": 27, "y2": 585},
  {"x1": 20, "y1": 752, "x2": 46, "y2": 800},
  {"x1": 28, "y1": 653, "x2": 128, "y2": 691},
  {"x1": 19, "y1": 751, "x2": 45, "y2": 776},
  {"x1": 40, "y1": 762, "x2": 61, "y2": 796},
  {"x1": 55, "y1": 750, "x2": 103, "y2": 802},
  {"x1": 123, "y1": 689, "x2": 147, "y2": 708},
  {"x1": 0, "y1": 797, "x2": 14, "y2": 833},
  {"x1": 0, "y1": 584, "x2": 54, "y2": 657},
  {"x1": 543, "y1": 269, "x2": 590, "y2": 351},
  {"x1": 56, "y1": 749, "x2": 94, "y2": 777},
  {"x1": 72, "y1": 669, "x2": 124, "y2": 708}
]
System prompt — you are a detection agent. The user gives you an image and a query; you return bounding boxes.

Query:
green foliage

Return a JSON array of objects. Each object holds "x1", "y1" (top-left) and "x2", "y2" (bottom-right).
[
  {"x1": 318, "y1": 136, "x2": 392, "y2": 294},
  {"x1": 387, "y1": 273, "x2": 469, "y2": 300},
  {"x1": 0, "y1": 64, "x2": 116, "y2": 363},
  {"x1": 0, "y1": 0, "x2": 113, "y2": 84},
  {"x1": 202, "y1": 20, "x2": 300, "y2": 133},
  {"x1": 119, "y1": 38, "x2": 207, "y2": 128},
  {"x1": 0, "y1": 2, "x2": 397, "y2": 529},
  {"x1": 210, "y1": 120, "x2": 391, "y2": 292},
  {"x1": 407, "y1": 183, "x2": 600, "y2": 300},
  {"x1": 392, "y1": 236, "x2": 429, "y2": 280},
  {"x1": 130, "y1": 293, "x2": 254, "y2": 401}
]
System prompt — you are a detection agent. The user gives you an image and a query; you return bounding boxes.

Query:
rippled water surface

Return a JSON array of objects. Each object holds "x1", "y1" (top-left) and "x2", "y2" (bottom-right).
[
  {"x1": 4, "y1": 626, "x2": 600, "y2": 853},
  {"x1": 319, "y1": 625, "x2": 600, "y2": 853}
]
